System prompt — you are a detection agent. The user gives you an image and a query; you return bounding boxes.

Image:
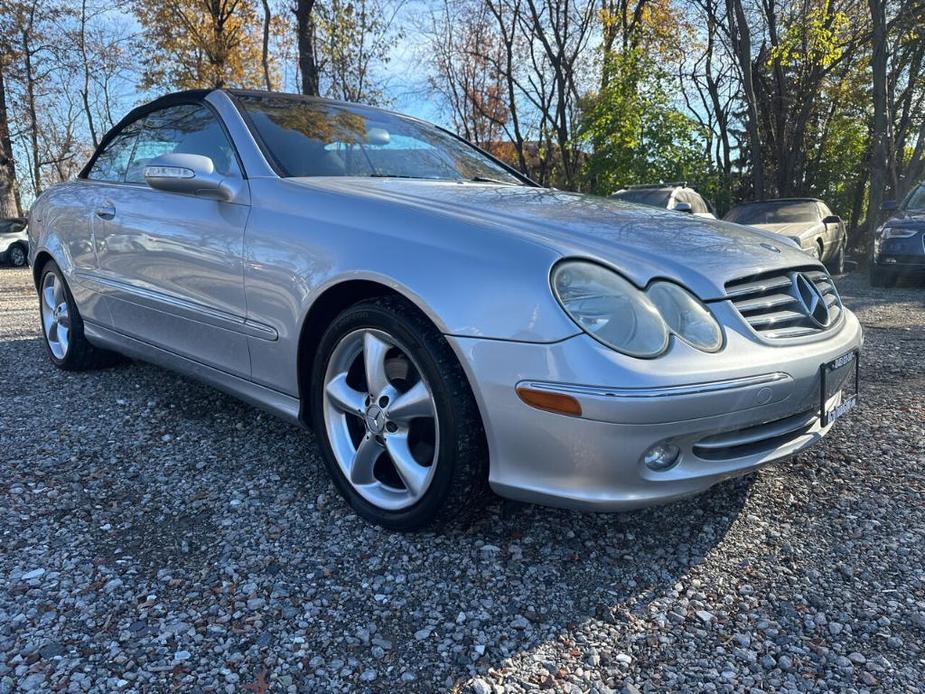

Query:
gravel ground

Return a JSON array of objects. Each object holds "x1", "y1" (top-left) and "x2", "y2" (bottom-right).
[{"x1": 1, "y1": 264, "x2": 923, "y2": 693}]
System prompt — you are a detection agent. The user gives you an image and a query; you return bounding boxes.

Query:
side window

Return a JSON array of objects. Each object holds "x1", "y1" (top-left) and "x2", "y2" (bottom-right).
[
  {"x1": 125, "y1": 104, "x2": 240, "y2": 184},
  {"x1": 86, "y1": 122, "x2": 142, "y2": 182}
]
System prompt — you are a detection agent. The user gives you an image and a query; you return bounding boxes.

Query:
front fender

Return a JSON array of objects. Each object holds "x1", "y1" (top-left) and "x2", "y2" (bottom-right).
[{"x1": 244, "y1": 178, "x2": 581, "y2": 344}]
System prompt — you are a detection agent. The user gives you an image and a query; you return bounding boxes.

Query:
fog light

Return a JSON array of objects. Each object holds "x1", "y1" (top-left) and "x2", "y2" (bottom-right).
[{"x1": 643, "y1": 443, "x2": 680, "y2": 471}]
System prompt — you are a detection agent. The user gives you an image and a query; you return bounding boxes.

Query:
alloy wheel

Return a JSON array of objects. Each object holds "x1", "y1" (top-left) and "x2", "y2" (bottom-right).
[
  {"x1": 322, "y1": 328, "x2": 440, "y2": 510},
  {"x1": 41, "y1": 272, "x2": 70, "y2": 360}
]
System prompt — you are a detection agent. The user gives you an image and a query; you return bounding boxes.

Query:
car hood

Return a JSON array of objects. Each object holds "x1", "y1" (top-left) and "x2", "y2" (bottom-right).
[
  {"x1": 885, "y1": 211, "x2": 925, "y2": 230},
  {"x1": 289, "y1": 178, "x2": 819, "y2": 300},
  {"x1": 745, "y1": 222, "x2": 821, "y2": 238}
]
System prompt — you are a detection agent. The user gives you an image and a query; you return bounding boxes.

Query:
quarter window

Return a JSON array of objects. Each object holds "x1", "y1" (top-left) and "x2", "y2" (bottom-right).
[{"x1": 125, "y1": 104, "x2": 240, "y2": 184}]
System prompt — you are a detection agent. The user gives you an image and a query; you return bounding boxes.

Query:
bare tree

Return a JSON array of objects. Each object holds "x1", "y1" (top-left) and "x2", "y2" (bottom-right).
[
  {"x1": 0, "y1": 64, "x2": 20, "y2": 217},
  {"x1": 867, "y1": 0, "x2": 888, "y2": 232},
  {"x1": 725, "y1": 0, "x2": 764, "y2": 197},
  {"x1": 261, "y1": 0, "x2": 274, "y2": 89},
  {"x1": 295, "y1": 0, "x2": 319, "y2": 94}
]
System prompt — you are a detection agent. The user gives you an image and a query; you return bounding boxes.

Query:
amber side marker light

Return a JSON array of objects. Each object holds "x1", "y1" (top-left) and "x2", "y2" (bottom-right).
[{"x1": 516, "y1": 387, "x2": 582, "y2": 417}]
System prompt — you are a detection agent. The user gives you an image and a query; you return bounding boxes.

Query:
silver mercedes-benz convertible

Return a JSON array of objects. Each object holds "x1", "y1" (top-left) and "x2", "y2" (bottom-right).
[{"x1": 28, "y1": 89, "x2": 863, "y2": 529}]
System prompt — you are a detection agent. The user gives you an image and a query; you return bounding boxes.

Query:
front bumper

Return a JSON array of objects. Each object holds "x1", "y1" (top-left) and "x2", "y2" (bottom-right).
[
  {"x1": 874, "y1": 234, "x2": 925, "y2": 272},
  {"x1": 448, "y1": 305, "x2": 863, "y2": 511}
]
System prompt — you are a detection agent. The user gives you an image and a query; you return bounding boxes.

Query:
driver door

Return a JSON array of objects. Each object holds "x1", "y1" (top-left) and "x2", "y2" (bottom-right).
[{"x1": 94, "y1": 103, "x2": 252, "y2": 377}]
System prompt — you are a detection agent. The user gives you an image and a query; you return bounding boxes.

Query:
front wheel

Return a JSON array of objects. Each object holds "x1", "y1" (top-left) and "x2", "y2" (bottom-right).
[
  {"x1": 310, "y1": 296, "x2": 488, "y2": 530},
  {"x1": 826, "y1": 237, "x2": 846, "y2": 275},
  {"x1": 8, "y1": 243, "x2": 27, "y2": 267}
]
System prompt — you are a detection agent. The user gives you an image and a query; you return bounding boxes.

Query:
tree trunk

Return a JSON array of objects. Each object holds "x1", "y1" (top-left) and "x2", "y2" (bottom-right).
[
  {"x1": 295, "y1": 0, "x2": 319, "y2": 95},
  {"x1": 261, "y1": 0, "x2": 273, "y2": 90},
  {"x1": 0, "y1": 65, "x2": 21, "y2": 218},
  {"x1": 22, "y1": 19, "x2": 42, "y2": 198},
  {"x1": 867, "y1": 0, "x2": 889, "y2": 237},
  {"x1": 79, "y1": 0, "x2": 98, "y2": 147},
  {"x1": 726, "y1": 0, "x2": 764, "y2": 198}
]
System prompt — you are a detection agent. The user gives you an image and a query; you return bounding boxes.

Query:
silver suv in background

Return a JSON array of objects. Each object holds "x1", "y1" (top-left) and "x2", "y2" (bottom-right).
[
  {"x1": 611, "y1": 183, "x2": 716, "y2": 218},
  {"x1": 0, "y1": 218, "x2": 28, "y2": 267}
]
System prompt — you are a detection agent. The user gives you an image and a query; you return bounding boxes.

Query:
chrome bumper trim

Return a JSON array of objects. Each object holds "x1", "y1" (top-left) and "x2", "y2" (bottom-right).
[{"x1": 518, "y1": 371, "x2": 790, "y2": 400}]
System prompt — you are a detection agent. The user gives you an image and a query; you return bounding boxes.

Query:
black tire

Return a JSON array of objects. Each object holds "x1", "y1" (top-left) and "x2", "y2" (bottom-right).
[
  {"x1": 38, "y1": 260, "x2": 120, "y2": 370},
  {"x1": 869, "y1": 265, "x2": 895, "y2": 288},
  {"x1": 826, "y1": 236, "x2": 846, "y2": 275},
  {"x1": 310, "y1": 295, "x2": 489, "y2": 530},
  {"x1": 8, "y1": 243, "x2": 27, "y2": 267}
]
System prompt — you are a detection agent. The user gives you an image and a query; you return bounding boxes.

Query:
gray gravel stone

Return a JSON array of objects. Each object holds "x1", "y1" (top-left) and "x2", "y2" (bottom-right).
[{"x1": 1, "y1": 267, "x2": 923, "y2": 692}]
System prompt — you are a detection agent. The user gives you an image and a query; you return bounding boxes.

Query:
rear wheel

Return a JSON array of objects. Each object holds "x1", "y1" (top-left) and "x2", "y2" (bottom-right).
[
  {"x1": 39, "y1": 260, "x2": 119, "y2": 370},
  {"x1": 8, "y1": 243, "x2": 27, "y2": 267},
  {"x1": 310, "y1": 296, "x2": 488, "y2": 530},
  {"x1": 826, "y1": 236, "x2": 846, "y2": 275}
]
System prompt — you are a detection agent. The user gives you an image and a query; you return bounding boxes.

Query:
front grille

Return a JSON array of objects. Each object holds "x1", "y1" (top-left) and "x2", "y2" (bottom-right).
[
  {"x1": 693, "y1": 409, "x2": 816, "y2": 461},
  {"x1": 725, "y1": 267, "x2": 842, "y2": 339}
]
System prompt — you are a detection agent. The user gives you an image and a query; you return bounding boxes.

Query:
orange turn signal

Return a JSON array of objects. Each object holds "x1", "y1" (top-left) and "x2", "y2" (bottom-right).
[{"x1": 515, "y1": 387, "x2": 582, "y2": 417}]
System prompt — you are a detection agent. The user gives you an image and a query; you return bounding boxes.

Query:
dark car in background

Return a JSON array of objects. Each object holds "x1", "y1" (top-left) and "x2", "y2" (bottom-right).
[
  {"x1": 611, "y1": 183, "x2": 716, "y2": 219},
  {"x1": 871, "y1": 182, "x2": 925, "y2": 287},
  {"x1": 724, "y1": 198, "x2": 847, "y2": 274},
  {"x1": 0, "y1": 218, "x2": 28, "y2": 267}
]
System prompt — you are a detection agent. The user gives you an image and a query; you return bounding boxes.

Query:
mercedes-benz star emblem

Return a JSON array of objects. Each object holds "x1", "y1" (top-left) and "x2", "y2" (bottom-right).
[{"x1": 792, "y1": 273, "x2": 830, "y2": 327}]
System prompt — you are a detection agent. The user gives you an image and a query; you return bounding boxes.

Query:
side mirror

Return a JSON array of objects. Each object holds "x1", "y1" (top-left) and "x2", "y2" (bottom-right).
[
  {"x1": 880, "y1": 200, "x2": 898, "y2": 212},
  {"x1": 673, "y1": 201, "x2": 693, "y2": 213},
  {"x1": 822, "y1": 214, "x2": 841, "y2": 225},
  {"x1": 144, "y1": 153, "x2": 233, "y2": 201}
]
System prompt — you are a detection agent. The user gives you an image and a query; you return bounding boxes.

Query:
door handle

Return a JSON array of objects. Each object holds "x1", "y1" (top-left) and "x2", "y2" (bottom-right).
[{"x1": 95, "y1": 205, "x2": 115, "y2": 220}]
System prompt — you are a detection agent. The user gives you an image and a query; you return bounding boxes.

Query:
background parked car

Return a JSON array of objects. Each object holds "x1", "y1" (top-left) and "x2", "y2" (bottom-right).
[
  {"x1": 611, "y1": 183, "x2": 716, "y2": 218},
  {"x1": 870, "y1": 181, "x2": 925, "y2": 287},
  {"x1": 0, "y1": 218, "x2": 28, "y2": 267},
  {"x1": 724, "y1": 198, "x2": 847, "y2": 274}
]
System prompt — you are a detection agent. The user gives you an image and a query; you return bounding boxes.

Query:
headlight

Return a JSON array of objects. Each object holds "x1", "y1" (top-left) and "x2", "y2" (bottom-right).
[
  {"x1": 881, "y1": 226, "x2": 916, "y2": 239},
  {"x1": 552, "y1": 261, "x2": 669, "y2": 357},
  {"x1": 552, "y1": 261, "x2": 724, "y2": 357},
  {"x1": 647, "y1": 282, "x2": 724, "y2": 352}
]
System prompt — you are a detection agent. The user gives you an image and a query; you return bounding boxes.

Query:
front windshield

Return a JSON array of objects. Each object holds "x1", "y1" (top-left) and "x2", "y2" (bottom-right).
[
  {"x1": 611, "y1": 189, "x2": 672, "y2": 207},
  {"x1": 237, "y1": 94, "x2": 524, "y2": 184},
  {"x1": 725, "y1": 201, "x2": 820, "y2": 225},
  {"x1": 904, "y1": 184, "x2": 925, "y2": 211}
]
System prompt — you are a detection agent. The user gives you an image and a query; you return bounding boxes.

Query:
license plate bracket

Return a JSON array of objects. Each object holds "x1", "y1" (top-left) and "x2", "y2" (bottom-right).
[{"x1": 819, "y1": 349, "x2": 860, "y2": 427}]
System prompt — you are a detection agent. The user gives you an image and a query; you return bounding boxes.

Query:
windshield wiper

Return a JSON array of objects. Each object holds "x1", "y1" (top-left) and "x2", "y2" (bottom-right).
[
  {"x1": 464, "y1": 176, "x2": 522, "y2": 186},
  {"x1": 365, "y1": 174, "x2": 444, "y2": 180}
]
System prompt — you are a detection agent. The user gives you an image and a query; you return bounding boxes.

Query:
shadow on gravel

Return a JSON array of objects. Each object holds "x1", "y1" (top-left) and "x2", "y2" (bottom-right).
[{"x1": 2, "y1": 328, "x2": 754, "y2": 690}]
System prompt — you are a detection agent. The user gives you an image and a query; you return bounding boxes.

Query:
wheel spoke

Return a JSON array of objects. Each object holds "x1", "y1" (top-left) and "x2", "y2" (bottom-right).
[
  {"x1": 52, "y1": 277, "x2": 64, "y2": 305},
  {"x1": 57, "y1": 325, "x2": 69, "y2": 348},
  {"x1": 42, "y1": 308, "x2": 54, "y2": 336},
  {"x1": 47, "y1": 319, "x2": 58, "y2": 343},
  {"x1": 363, "y1": 331, "x2": 390, "y2": 397},
  {"x1": 387, "y1": 380, "x2": 434, "y2": 423},
  {"x1": 43, "y1": 286, "x2": 56, "y2": 310},
  {"x1": 350, "y1": 435, "x2": 384, "y2": 486},
  {"x1": 325, "y1": 372, "x2": 366, "y2": 416},
  {"x1": 385, "y1": 433, "x2": 430, "y2": 498},
  {"x1": 56, "y1": 304, "x2": 69, "y2": 328}
]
